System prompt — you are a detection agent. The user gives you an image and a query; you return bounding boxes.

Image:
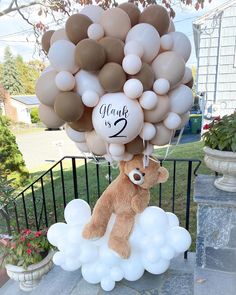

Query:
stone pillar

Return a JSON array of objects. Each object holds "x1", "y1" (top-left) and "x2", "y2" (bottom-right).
[{"x1": 194, "y1": 175, "x2": 236, "y2": 295}]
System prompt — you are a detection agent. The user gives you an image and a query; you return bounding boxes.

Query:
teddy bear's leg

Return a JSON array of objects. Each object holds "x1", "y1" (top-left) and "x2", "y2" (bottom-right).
[
  {"x1": 82, "y1": 198, "x2": 112, "y2": 239},
  {"x1": 108, "y1": 213, "x2": 135, "y2": 259}
]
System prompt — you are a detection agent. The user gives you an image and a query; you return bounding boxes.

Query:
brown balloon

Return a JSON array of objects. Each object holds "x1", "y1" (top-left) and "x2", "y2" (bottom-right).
[
  {"x1": 75, "y1": 39, "x2": 106, "y2": 71},
  {"x1": 151, "y1": 123, "x2": 172, "y2": 146},
  {"x1": 99, "y1": 62, "x2": 126, "y2": 93},
  {"x1": 126, "y1": 136, "x2": 144, "y2": 155},
  {"x1": 144, "y1": 95, "x2": 170, "y2": 123},
  {"x1": 185, "y1": 78, "x2": 194, "y2": 89},
  {"x1": 130, "y1": 63, "x2": 155, "y2": 91},
  {"x1": 54, "y1": 92, "x2": 84, "y2": 122},
  {"x1": 41, "y1": 30, "x2": 54, "y2": 53},
  {"x1": 118, "y1": 3, "x2": 140, "y2": 27},
  {"x1": 69, "y1": 107, "x2": 93, "y2": 132},
  {"x1": 139, "y1": 4, "x2": 170, "y2": 36},
  {"x1": 65, "y1": 13, "x2": 92, "y2": 44},
  {"x1": 99, "y1": 37, "x2": 124, "y2": 64},
  {"x1": 86, "y1": 130, "x2": 107, "y2": 156}
]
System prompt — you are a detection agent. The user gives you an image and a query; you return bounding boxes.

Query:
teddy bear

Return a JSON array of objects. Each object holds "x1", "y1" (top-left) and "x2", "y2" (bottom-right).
[{"x1": 82, "y1": 155, "x2": 169, "y2": 259}]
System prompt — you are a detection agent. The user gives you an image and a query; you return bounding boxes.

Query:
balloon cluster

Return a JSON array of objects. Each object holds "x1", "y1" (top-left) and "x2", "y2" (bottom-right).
[
  {"x1": 37, "y1": 3, "x2": 194, "y2": 162},
  {"x1": 47, "y1": 199, "x2": 191, "y2": 292}
]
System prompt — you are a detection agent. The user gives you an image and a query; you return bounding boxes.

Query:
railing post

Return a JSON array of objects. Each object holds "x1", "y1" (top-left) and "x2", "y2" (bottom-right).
[{"x1": 72, "y1": 157, "x2": 78, "y2": 199}]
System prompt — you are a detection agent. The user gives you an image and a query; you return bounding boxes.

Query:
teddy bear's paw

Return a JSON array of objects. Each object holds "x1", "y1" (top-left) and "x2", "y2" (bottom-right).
[
  {"x1": 109, "y1": 238, "x2": 131, "y2": 259},
  {"x1": 82, "y1": 223, "x2": 106, "y2": 240}
]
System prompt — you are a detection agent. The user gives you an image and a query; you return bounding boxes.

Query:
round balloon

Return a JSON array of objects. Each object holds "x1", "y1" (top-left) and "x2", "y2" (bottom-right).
[
  {"x1": 144, "y1": 95, "x2": 170, "y2": 123},
  {"x1": 41, "y1": 30, "x2": 54, "y2": 53},
  {"x1": 118, "y1": 2, "x2": 140, "y2": 27},
  {"x1": 75, "y1": 70, "x2": 104, "y2": 97},
  {"x1": 169, "y1": 85, "x2": 194, "y2": 115},
  {"x1": 55, "y1": 71, "x2": 75, "y2": 92},
  {"x1": 69, "y1": 107, "x2": 93, "y2": 132},
  {"x1": 86, "y1": 130, "x2": 107, "y2": 156},
  {"x1": 125, "y1": 136, "x2": 144, "y2": 155},
  {"x1": 88, "y1": 23, "x2": 104, "y2": 40},
  {"x1": 80, "y1": 5, "x2": 104, "y2": 23},
  {"x1": 50, "y1": 28, "x2": 69, "y2": 45},
  {"x1": 170, "y1": 32, "x2": 191, "y2": 62},
  {"x1": 99, "y1": 37, "x2": 124, "y2": 64},
  {"x1": 39, "y1": 104, "x2": 65, "y2": 129},
  {"x1": 151, "y1": 123, "x2": 172, "y2": 146},
  {"x1": 130, "y1": 63, "x2": 155, "y2": 91}
]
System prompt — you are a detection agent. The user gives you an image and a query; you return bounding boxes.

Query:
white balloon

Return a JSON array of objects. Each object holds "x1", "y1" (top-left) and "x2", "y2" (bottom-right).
[
  {"x1": 88, "y1": 23, "x2": 104, "y2": 40},
  {"x1": 48, "y1": 40, "x2": 78, "y2": 73},
  {"x1": 144, "y1": 259, "x2": 170, "y2": 275},
  {"x1": 109, "y1": 143, "x2": 125, "y2": 157},
  {"x1": 67, "y1": 225, "x2": 84, "y2": 244},
  {"x1": 92, "y1": 93, "x2": 144, "y2": 144},
  {"x1": 42, "y1": 65, "x2": 54, "y2": 74},
  {"x1": 144, "y1": 246, "x2": 161, "y2": 263},
  {"x1": 139, "y1": 122, "x2": 156, "y2": 141},
  {"x1": 53, "y1": 251, "x2": 65, "y2": 265},
  {"x1": 82, "y1": 264, "x2": 100, "y2": 284},
  {"x1": 95, "y1": 262, "x2": 109, "y2": 279},
  {"x1": 80, "y1": 5, "x2": 104, "y2": 23},
  {"x1": 99, "y1": 244, "x2": 120, "y2": 266},
  {"x1": 167, "y1": 227, "x2": 192, "y2": 253},
  {"x1": 126, "y1": 23, "x2": 160, "y2": 63},
  {"x1": 82, "y1": 90, "x2": 99, "y2": 107},
  {"x1": 163, "y1": 112, "x2": 182, "y2": 130},
  {"x1": 168, "y1": 20, "x2": 175, "y2": 33},
  {"x1": 122, "y1": 54, "x2": 142, "y2": 75},
  {"x1": 153, "y1": 79, "x2": 170, "y2": 95},
  {"x1": 169, "y1": 85, "x2": 194, "y2": 115},
  {"x1": 101, "y1": 277, "x2": 115, "y2": 292},
  {"x1": 182, "y1": 67, "x2": 193, "y2": 84},
  {"x1": 65, "y1": 124, "x2": 85, "y2": 143},
  {"x1": 160, "y1": 34, "x2": 173, "y2": 51},
  {"x1": 166, "y1": 212, "x2": 180, "y2": 227},
  {"x1": 50, "y1": 28, "x2": 69, "y2": 45},
  {"x1": 79, "y1": 242, "x2": 98, "y2": 263},
  {"x1": 55, "y1": 71, "x2": 75, "y2": 91},
  {"x1": 57, "y1": 240, "x2": 69, "y2": 252},
  {"x1": 47, "y1": 222, "x2": 67, "y2": 246},
  {"x1": 75, "y1": 70, "x2": 104, "y2": 96},
  {"x1": 110, "y1": 266, "x2": 124, "y2": 281},
  {"x1": 153, "y1": 232, "x2": 166, "y2": 247},
  {"x1": 65, "y1": 245, "x2": 81, "y2": 257},
  {"x1": 124, "y1": 40, "x2": 144, "y2": 58},
  {"x1": 160, "y1": 245, "x2": 175, "y2": 260},
  {"x1": 122, "y1": 253, "x2": 145, "y2": 281},
  {"x1": 170, "y1": 32, "x2": 191, "y2": 62},
  {"x1": 75, "y1": 142, "x2": 89, "y2": 153},
  {"x1": 64, "y1": 199, "x2": 91, "y2": 226},
  {"x1": 123, "y1": 79, "x2": 143, "y2": 99},
  {"x1": 63, "y1": 257, "x2": 81, "y2": 271},
  {"x1": 139, "y1": 91, "x2": 158, "y2": 110}
]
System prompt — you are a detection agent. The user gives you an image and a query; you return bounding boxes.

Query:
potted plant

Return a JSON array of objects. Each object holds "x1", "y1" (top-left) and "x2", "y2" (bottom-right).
[
  {"x1": 0, "y1": 229, "x2": 54, "y2": 292},
  {"x1": 202, "y1": 112, "x2": 236, "y2": 192}
]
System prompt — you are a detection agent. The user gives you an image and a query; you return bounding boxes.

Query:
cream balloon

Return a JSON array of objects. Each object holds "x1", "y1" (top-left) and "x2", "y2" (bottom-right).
[
  {"x1": 39, "y1": 104, "x2": 65, "y2": 129},
  {"x1": 169, "y1": 85, "x2": 194, "y2": 115},
  {"x1": 124, "y1": 40, "x2": 144, "y2": 58},
  {"x1": 160, "y1": 34, "x2": 173, "y2": 51},
  {"x1": 50, "y1": 28, "x2": 69, "y2": 45},
  {"x1": 82, "y1": 90, "x2": 99, "y2": 107},
  {"x1": 178, "y1": 112, "x2": 190, "y2": 129},
  {"x1": 123, "y1": 79, "x2": 143, "y2": 99},
  {"x1": 122, "y1": 54, "x2": 142, "y2": 75},
  {"x1": 75, "y1": 142, "x2": 89, "y2": 153},
  {"x1": 169, "y1": 32, "x2": 191, "y2": 62},
  {"x1": 143, "y1": 142, "x2": 154, "y2": 156},
  {"x1": 75, "y1": 70, "x2": 104, "y2": 96},
  {"x1": 88, "y1": 23, "x2": 104, "y2": 40},
  {"x1": 48, "y1": 40, "x2": 78, "y2": 74},
  {"x1": 109, "y1": 143, "x2": 125, "y2": 157},
  {"x1": 86, "y1": 130, "x2": 107, "y2": 156},
  {"x1": 163, "y1": 112, "x2": 181, "y2": 130},
  {"x1": 151, "y1": 123, "x2": 172, "y2": 146},
  {"x1": 153, "y1": 79, "x2": 170, "y2": 95},
  {"x1": 168, "y1": 20, "x2": 175, "y2": 33},
  {"x1": 144, "y1": 95, "x2": 170, "y2": 123},
  {"x1": 126, "y1": 23, "x2": 160, "y2": 63},
  {"x1": 80, "y1": 5, "x2": 104, "y2": 23},
  {"x1": 139, "y1": 122, "x2": 156, "y2": 140},
  {"x1": 65, "y1": 124, "x2": 85, "y2": 143},
  {"x1": 55, "y1": 71, "x2": 75, "y2": 91},
  {"x1": 182, "y1": 67, "x2": 193, "y2": 84},
  {"x1": 92, "y1": 93, "x2": 144, "y2": 144},
  {"x1": 139, "y1": 91, "x2": 158, "y2": 110}
]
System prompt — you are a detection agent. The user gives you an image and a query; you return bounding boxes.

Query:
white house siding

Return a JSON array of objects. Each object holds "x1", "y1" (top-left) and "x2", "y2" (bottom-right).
[
  {"x1": 10, "y1": 99, "x2": 32, "y2": 124},
  {"x1": 195, "y1": 2, "x2": 236, "y2": 117}
]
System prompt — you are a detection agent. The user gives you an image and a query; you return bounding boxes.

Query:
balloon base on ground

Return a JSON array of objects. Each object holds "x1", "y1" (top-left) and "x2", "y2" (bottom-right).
[{"x1": 47, "y1": 199, "x2": 191, "y2": 292}]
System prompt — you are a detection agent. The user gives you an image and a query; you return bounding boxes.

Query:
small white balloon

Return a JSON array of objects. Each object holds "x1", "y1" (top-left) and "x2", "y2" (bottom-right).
[
  {"x1": 160, "y1": 245, "x2": 175, "y2": 260},
  {"x1": 88, "y1": 23, "x2": 104, "y2": 40},
  {"x1": 82, "y1": 90, "x2": 99, "y2": 107},
  {"x1": 139, "y1": 122, "x2": 156, "y2": 140},
  {"x1": 64, "y1": 199, "x2": 91, "y2": 226},
  {"x1": 124, "y1": 40, "x2": 144, "y2": 58},
  {"x1": 167, "y1": 227, "x2": 192, "y2": 253},
  {"x1": 53, "y1": 251, "x2": 65, "y2": 265},
  {"x1": 160, "y1": 34, "x2": 173, "y2": 51},
  {"x1": 166, "y1": 212, "x2": 180, "y2": 227},
  {"x1": 144, "y1": 259, "x2": 170, "y2": 275},
  {"x1": 122, "y1": 152, "x2": 134, "y2": 162},
  {"x1": 99, "y1": 244, "x2": 120, "y2": 266},
  {"x1": 79, "y1": 243, "x2": 98, "y2": 263},
  {"x1": 182, "y1": 67, "x2": 193, "y2": 84},
  {"x1": 65, "y1": 124, "x2": 85, "y2": 143},
  {"x1": 139, "y1": 91, "x2": 158, "y2": 110},
  {"x1": 55, "y1": 71, "x2": 75, "y2": 91},
  {"x1": 109, "y1": 143, "x2": 125, "y2": 157},
  {"x1": 144, "y1": 246, "x2": 161, "y2": 263},
  {"x1": 101, "y1": 277, "x2": 115, "y2": 292},
  {"x1": 122, "y1": 54, "x2": 142, "y2": 75},
  {"x1": 47, "y1": 222, "x2": 67, "y2": 246},
  {"x1": 122, "y1": 253, "x2": 145, "y2": 281},
  {"x1": 63, "y1": 257, "x2": 82, "y2": 271},
  {"x1": 153, "y1": 79, "x2": 170, "y2": 95},
  {"x1": 110, "y1": 266, "x2": 124, "y2": 282},
  {"x1": 67, "y1": 225, "x2": 83, "y2": 244},
  {"x1": 82, "y1": 264, "x2": 100, "y2": 284},
  {"x1": 123, "y1": 79, "x2": 143, "y2": 99},
  {"x1": 153, "y1": 232, "x2": 166, "y2": 247},
  {"x1": 163, "y1": 112, "x2": 182, "y2": 130}
]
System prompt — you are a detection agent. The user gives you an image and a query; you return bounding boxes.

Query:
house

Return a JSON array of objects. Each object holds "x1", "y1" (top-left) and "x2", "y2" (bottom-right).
[{"x1": 193, "y1": 0, "x2": 236, "y2": 118}]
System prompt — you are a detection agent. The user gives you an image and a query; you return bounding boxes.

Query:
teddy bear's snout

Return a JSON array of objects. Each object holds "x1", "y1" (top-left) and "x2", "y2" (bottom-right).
[{"x1": 128, "y1": 169, "x2": 145, "y2": 186}]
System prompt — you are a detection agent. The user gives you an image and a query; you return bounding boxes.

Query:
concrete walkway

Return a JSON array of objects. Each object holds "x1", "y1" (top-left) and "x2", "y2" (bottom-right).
[{"x1": 0, "y1": 253, "x2": 195, "y2": 295}]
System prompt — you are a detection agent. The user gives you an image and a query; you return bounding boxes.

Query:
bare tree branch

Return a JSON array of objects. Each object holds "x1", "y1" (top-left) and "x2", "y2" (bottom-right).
[{"x1": 0, "y1": 1, "x2": 41, "y2": 17}]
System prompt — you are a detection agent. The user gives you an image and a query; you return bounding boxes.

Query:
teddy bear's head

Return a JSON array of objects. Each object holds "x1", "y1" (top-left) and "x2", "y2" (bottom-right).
[{"x1": 120, "y1": 155, "x2": 169, "y2": 189}]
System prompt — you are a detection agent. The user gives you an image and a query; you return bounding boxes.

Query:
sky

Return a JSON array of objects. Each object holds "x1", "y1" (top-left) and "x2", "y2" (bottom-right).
[{"x1": 0, "y1": 0, "x2": 229, "y2": 67}]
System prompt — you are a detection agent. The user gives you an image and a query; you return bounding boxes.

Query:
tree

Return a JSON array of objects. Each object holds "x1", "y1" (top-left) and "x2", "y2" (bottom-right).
[
  {"x1": 30, "y1": 107, "x2": 40, "y2": 123},
  {"x1": 1, "y1": 47, "x2": 24, "y2": 95}
]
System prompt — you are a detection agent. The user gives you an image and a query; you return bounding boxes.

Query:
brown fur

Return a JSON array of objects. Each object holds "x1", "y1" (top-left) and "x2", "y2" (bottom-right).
[{"x1": 82, "y1": 155, "x2": 169, "y2": 258}]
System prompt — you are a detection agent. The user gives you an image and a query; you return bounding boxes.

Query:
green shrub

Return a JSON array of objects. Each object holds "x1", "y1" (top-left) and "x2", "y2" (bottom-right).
[{"x1": 30, "y1": 107, "x2": 40, "y2": 123}]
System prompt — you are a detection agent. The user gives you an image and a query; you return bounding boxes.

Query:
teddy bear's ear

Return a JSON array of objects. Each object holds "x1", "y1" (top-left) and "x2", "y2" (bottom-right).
[
  {"x1": 157, "y1": 167, "x2": 169, "y2": 183},
  {"x1": 119, "y1": 161, "x2": 126, "y2": 172}
]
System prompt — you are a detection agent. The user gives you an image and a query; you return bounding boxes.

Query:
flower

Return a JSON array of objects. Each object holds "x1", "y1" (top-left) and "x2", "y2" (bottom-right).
[
  {"x1": 27, "y1": 243, "x2": 31, "y2": 247},
  {"x1": 26, "y1": 248, "x2": 32, "y2": 255},
  {"x1": 23, "y1": 229, "x2": 32, "y2": 235},
  {"x1": 34, "y1": 231, "x2": 42, "y2": 238},
  {"x1": 20, "y1": 236, "x2": 26, "y2": 242},
  {"x1": 203, "y1": 124, "x2": 210, "y2": 130}
]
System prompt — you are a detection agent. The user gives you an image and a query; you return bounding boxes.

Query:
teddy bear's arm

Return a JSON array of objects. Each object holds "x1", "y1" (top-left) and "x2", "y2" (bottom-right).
[{"x1": 131, "y1": 190, "x2": 150, "y2": 213}]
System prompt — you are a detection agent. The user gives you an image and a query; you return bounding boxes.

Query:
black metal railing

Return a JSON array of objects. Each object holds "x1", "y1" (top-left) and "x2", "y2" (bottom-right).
[{"x1": 1, "y1": 156, "x2": 201, "y2": 258}]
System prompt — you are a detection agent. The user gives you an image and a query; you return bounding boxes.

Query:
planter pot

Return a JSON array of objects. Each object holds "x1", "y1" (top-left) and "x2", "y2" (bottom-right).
[
  {"x1": 203, "y1": 146, "x2": 236, "y2": 192},
  {"x1": 5, "y1": 250, "x2": 54, "y2": 292}
]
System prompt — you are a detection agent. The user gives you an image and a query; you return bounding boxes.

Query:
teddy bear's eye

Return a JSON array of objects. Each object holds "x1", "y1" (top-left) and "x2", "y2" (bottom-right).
[
  {"x1": 136, "y1": 168, "x2": 140, "y2": 170},
  {"x1": 142, "y1": 173, "x2": 145, "y2": 176}
]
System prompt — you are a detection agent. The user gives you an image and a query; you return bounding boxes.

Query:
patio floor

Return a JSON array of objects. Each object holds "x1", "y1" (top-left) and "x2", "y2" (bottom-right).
[{"x1": 0, "y1": 253, "x2": 195, "y2": 295}]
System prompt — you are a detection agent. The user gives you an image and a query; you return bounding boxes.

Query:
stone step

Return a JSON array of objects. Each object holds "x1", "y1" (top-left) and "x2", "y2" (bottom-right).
[{"x1": 0, "y1": 253, "x2": 195, "y2": 295}]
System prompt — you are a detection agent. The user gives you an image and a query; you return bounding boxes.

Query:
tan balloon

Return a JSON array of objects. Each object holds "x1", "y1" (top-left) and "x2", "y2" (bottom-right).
[
  {"x1": 144, "y1": 95, "x2": 170, "y2": 123},
  {"x1": 69, "y1": 107, "x2": 93, "y2": 132},
  {"x1": 75, "y1": 39, "x2": 106, "y2": 71},
  {"x1": 39, "y1": 104, "x2": 64, "y2": 129},
  {"x1": 54, "y1": 92, "x2": 84, "y2": 122},
  {"x1": 118, "y1": 2, "x2": 140, "y2": 27},
  {"x1": 125, "y1": 136, "x2": 144, "y2": 155},
  {"x1": 151, "y1": 123, "x2": 172, "y2": 146},
  {"x1": 65, "y1": 13, "x2": 92, "y2": 44},
  {"x1": 99, "y1": 37, "x2": 124, "y2": 64},
  {"x1": 139, "y1": 4, "x2": 170, "y2": 36},
  {"x1": 152, "y1": 51, "x2": 185, "y2": 89},
  {"x1": 99, "y1": 62, "x2": 126, "y2": 93},
  {"x1": 86, "y1": 130, "x2": 107, "y2": 156},
  {"x1": 130, "y1": 63, "x2": 155, "y2": 91},
  {"x1": 100, "y1": 8, "x2": 131, "y2": 41},
  {"x1": 41, "y1": 30, "x2": 54, "y2": 53},
  {"x1": 50, "y1": 28, "x2": 69, "y2": 45},
  {"x1": 36, "y1": 71, "x2": 60, "y2": 107}
]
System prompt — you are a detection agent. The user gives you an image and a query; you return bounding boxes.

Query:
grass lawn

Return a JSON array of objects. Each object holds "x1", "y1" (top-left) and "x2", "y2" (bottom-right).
[{"x1": 2, "y1": 140, "x2": 213, "y2": 252}]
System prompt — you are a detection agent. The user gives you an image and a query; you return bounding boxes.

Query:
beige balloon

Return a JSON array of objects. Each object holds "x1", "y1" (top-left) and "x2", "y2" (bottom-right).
[
  {"x1": 50, "y1": 28, "x2": 69, "y2": 45},
  {"x1": 178, "y1": 112, "x2": 190, "y2": 129},
  {"x1": 100, "y1": 8, "x2": 131, "y2": 41},
  {"x1": 86, "y1": 130, "x2": 107, "y2": 156},
  {"x1": 151, "y1": 123, "x2": 172, "y2": 146},
  {"x1": 144, "y1": 95, "x2": 170, "y2": 123},
  {"x1": 152, "y1": 51, "x2": 185, "y2": 89},
  {"x1": 39, "y1": 104, "x2": 65, "y2": 128},
  {"x1": 36, "y1": 71, "x2": 60, "y2": 107}
]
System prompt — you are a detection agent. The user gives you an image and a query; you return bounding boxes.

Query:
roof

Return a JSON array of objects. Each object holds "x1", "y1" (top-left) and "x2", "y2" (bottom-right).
[{"x1": 11, "y1": 95, "x2": 40, "y2": 106}]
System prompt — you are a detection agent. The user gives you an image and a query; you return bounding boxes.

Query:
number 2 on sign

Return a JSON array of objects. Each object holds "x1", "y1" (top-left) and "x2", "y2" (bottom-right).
[{"x1": 109, "y1": 118, "x2": 127, "y2": 138}]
